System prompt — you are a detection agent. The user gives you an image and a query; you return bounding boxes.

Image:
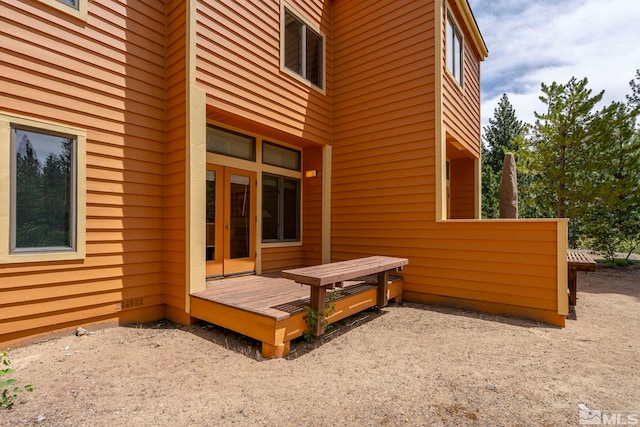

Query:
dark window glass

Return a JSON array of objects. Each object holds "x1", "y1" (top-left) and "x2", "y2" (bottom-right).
[
  {"x1": 57, "y1": 0, "x2": 79, "y2": 10},
  {"x1": 283, "y1": 9, "x2": 323, "y2": 89},
  {"x1": 284, "y1": 12, "x2": 302, "y2": 75},
  {"x1": 446, "y1": 13, "x2": 463, "y2": 86},
  {"x1": 262, "y1": 174, "x2": 279, "y2": 241},
  {"x1": 206, "y1": 126, "x2": 256, "y2": 161},
  {"x1": 13, "y1": 127, "x2": 75, "y2": 250},
  {"x1": 262, "y1": 174, "x2": 300, "y2": 242},
  {"x1": 282, "y1": 178, "x2": 300, "y2": 240},
  {"x1": 305, "y1": 27, "x2": 322, "y2": 88},
  {"x1": 262, "y1": 141, "x2": 301, "y2": 171}
]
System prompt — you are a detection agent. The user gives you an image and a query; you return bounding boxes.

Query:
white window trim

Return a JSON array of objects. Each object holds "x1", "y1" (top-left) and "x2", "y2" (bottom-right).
[
  {"x1": 280, "y1": 2, "x2": 326, "y2": 95},
  {"x1": 446, "y1": 10, "x2": 464, "y2": 88},
  {"x1": 0, "y1": 112, "x2": 86, "y2": 263},
  {"x1": 37, "y1": 0, "x2": 88, "y2": 21}
]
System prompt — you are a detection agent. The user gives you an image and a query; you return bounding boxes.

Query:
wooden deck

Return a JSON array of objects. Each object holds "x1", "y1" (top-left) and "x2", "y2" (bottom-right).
[{"x1": 190, "y1": 274, "x2": 403, "y2": 358}]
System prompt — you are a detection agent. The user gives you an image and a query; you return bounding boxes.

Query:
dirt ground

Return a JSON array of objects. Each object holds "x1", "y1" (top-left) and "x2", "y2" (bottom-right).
[{"x1": 1, "y1": 263, "x2": 639, "y2": 427}]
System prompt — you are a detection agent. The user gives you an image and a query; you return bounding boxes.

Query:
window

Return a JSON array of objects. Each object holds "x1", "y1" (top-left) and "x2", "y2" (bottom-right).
[
  {"x1": 263, "y1": 141, "x2": 301, "y2": 171},
  {"x1": 446, "y1": 12, "x2": 463, "y2": 86},
  {"x1": 37, "y1": 0, "x2": 88, "y2": 20},
  {"x1": 262, "y1": 173, "x2": 300, "y2": 242},
  {"x1": 0, "y1": 112, "x2": 86, "y2": 263},
  {"x1": 206, "y1": 125, "x2": 256, "y2": 161},
  {"x1": 282, "y1": 8, "x2": 324, "y2": 89},
  {"x1": 56, "y1": 0, "x2": 79, "y2": 9}
]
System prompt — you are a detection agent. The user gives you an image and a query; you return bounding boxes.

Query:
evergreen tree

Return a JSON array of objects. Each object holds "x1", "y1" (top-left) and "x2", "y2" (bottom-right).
[
  {"x1": 481, "y1": 93, "x2": 526, "y2": 218},
  {"x1": 627, "y1": 69, "x2": 640, "y2": 111},
  {"x1": 583, "y1": 101, "x2": 640, "y2": 261},
  {"x1": 524, "y1": 77, "x2": 610, "y2": 246}
]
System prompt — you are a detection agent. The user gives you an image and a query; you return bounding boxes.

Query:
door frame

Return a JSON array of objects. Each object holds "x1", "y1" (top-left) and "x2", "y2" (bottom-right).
[{"x1": 206, "y1": 164, "x2": 256, "y2": 278}]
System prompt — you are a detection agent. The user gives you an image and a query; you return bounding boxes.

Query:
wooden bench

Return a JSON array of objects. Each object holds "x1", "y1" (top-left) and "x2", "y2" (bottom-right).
[
  {"x1": 281, "y1": 256, "x2": 408, "y2": 336},
  {"x1": 567, "y1": 250, "x2": 597, "y2": 306}
]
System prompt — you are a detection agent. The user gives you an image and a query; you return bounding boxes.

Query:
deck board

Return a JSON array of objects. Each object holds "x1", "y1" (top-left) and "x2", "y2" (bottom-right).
[
  {"x1": 190, "y1": 273, "x2": 404, "y2": 358},
  {"x1": 192, "y1": 275, "x2": 373, "y2": 321}
]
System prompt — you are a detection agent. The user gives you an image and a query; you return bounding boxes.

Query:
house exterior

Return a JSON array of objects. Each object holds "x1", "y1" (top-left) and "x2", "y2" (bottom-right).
[{"x1": 0, "y1": 0, "x2": 568, "y2": 346}]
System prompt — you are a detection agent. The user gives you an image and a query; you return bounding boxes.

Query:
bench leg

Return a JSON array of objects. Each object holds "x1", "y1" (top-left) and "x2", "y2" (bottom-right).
[
  {"x1": 377, "y1": 270, "x2": 389, "y2": 307},
  {"x1": 261, "y1": 341, "x2": 290, "y2": 358},
  {"x1": 309, "y1": 286, "x2": 326, "y2": 336},
  {"x1": 568, "y1": 269, "x2": 578, "y2": 306}
]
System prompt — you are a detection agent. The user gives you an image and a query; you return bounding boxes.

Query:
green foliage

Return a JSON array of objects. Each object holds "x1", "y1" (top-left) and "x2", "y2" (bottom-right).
[
  {"x1": 1, "y1": 349, "x2": 34, "y2": 410},
  {"x1": 302, "y1": 291, "x2": 339, "y2": 342},
  {"x1": 484, "y1": 71, "x2": 640, "y2": 261},
  {"x1": 481, "y1": 93, "x2": 527, "y2": 218},
  {"x1": 627, "y1": 69, "x2": 640, "y2": 111}
]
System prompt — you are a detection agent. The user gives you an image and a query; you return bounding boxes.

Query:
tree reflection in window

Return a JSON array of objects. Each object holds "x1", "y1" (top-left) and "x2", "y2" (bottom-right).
[{"x1": 14, "y1": 128, "x2": 74, "y2": 250}]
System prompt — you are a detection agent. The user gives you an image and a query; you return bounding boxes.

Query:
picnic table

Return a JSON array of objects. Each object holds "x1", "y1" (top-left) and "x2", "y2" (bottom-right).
[
  {"x1": 281, "y1": 256, "x2": 408, "y2": 336},
  {"x1": 567, "y1": 250, "x2": 597, "y2": 306}
]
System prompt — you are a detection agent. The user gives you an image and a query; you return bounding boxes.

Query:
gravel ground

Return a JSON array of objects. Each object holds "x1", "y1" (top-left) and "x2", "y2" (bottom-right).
[{"x1": 1, "y1": 263, "x2": 639, "y2": 426}]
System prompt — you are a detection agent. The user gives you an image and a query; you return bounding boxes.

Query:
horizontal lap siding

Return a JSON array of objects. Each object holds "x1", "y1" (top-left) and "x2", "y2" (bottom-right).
[
  {"x1": 0, "y1": 0, "x2": 166, "y2": 342},
  {"x1": 450, "y1": 157, "x2": 475, "y2": 218},
  {"x1": 405, "y1": 220, "x2": 562, "y2": 313},
  {"x1": 442, "y1": 4, "x2": 481, "y2": 158},
  {"x1": 332, "y1": 1, "x2": 563, "y2": 323},
  {"x1": 302, "y1": 146, "x2": 323, "y2": 267},
  {"x1": 164, "y1": 0, "x2": 188, "y2": 324},
  {"x1": 332, "y1": 0, "x2": 437, "y2": 262},
  {"x1": 261, "y1": 247, "x2": 303, "y2": 274},
  {"x1": 195, "y1": 0, "x2": 331, "y2": 145}
]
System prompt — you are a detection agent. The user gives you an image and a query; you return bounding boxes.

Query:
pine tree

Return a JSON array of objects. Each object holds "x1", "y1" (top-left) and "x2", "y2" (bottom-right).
[{"x1": 481, "y1": 93, "x2": 526, "y2": 218}]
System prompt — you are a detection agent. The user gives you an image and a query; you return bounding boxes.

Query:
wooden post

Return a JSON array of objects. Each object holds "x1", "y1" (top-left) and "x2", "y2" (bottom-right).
[
  {"x1": 377, "y1": 270, "x2": 389, "y2": 307},
  {"x1": 568, "y1": 269, "x2": 578, "y2": 306},
  {"x1": 310, "y1": 286, "x2": 326, "y2": 336}
]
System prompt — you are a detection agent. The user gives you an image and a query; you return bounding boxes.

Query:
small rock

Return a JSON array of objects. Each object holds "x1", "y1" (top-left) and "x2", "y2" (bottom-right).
[
  {"x1": 36, "y1": 415, "x2": 46, "y2": 423},
  {"x1": 486, "y1": 383, "x2": 498, "y2": 392},
  {"x1": 75, "y1": 326, "x2": 88, "y2": 336}
]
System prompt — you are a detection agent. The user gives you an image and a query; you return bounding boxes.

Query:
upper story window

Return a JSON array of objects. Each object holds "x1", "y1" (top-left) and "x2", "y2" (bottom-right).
[
  {"x1": 57, "y1": 0, "x2": 79, "y2": 9},
  {"x1": 282, "y1": 7, "x2": 324, "y2": 90},
  {"x1": 38, "y1": 0, "x2": 88, "y2": 20},
  {"x1": 0, "y1": 112, "x2": 86, "y2": 263},
  {"x1": 446, "y1": 11, "x2": 464, "y2": 87}
]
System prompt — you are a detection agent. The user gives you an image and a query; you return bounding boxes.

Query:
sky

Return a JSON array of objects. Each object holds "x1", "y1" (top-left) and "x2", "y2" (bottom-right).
[{"x1": 466, "y1": 0, "x2": 640, "y2": 130}]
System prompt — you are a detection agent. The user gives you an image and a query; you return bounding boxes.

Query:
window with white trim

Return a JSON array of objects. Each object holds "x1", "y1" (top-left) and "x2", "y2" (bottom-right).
[
  {"x1": 0, "y1": 113, "x2": 86, "y2": 263},
  {"x1": 282, "y1": 7, "x2": 324, "y2": 89},
  {"x1": 37, "y1": 0, "x2": 88, "y2": 20},
  {"x1": 446, "y1": 11, "x2": 464, "y2": 86}
]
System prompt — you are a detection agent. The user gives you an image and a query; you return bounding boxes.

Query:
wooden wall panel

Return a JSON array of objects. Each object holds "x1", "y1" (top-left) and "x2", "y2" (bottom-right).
[
  {"x1": 261, "y1": 247, "x2": 304, "y2": 274},
  {"x1": 302, "y1": 146, "x2": 323, "y2": 267},
  {"x1": 195, "y1": 0, "x2": 331, "y2": 146},
  {"x1": 450, "y1": 157, "x2": 475, "y2": 218},
  {"x1": 442, "y1": 2, "x2": 482, "y2": 158},
  {"x1": 0, "y1": 0, "x2": 167, "y2": 342},
  {"x1": 332, "y1": 0, "x2": 437, "y2": 261},
  {"x1": 163, "y1": 0, "x2": 189, "y2": 324}
]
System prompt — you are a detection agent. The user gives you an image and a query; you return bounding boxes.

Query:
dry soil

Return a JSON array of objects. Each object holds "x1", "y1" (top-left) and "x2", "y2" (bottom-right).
[{"x1": 1, "y1": 263, "x2": 639, "y2": 426}]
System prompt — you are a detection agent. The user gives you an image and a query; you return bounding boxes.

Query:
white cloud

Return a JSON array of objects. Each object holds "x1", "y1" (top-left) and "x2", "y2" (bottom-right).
[{"x1": 468, "y1": 0, "x2": 640, "y2": 129}]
